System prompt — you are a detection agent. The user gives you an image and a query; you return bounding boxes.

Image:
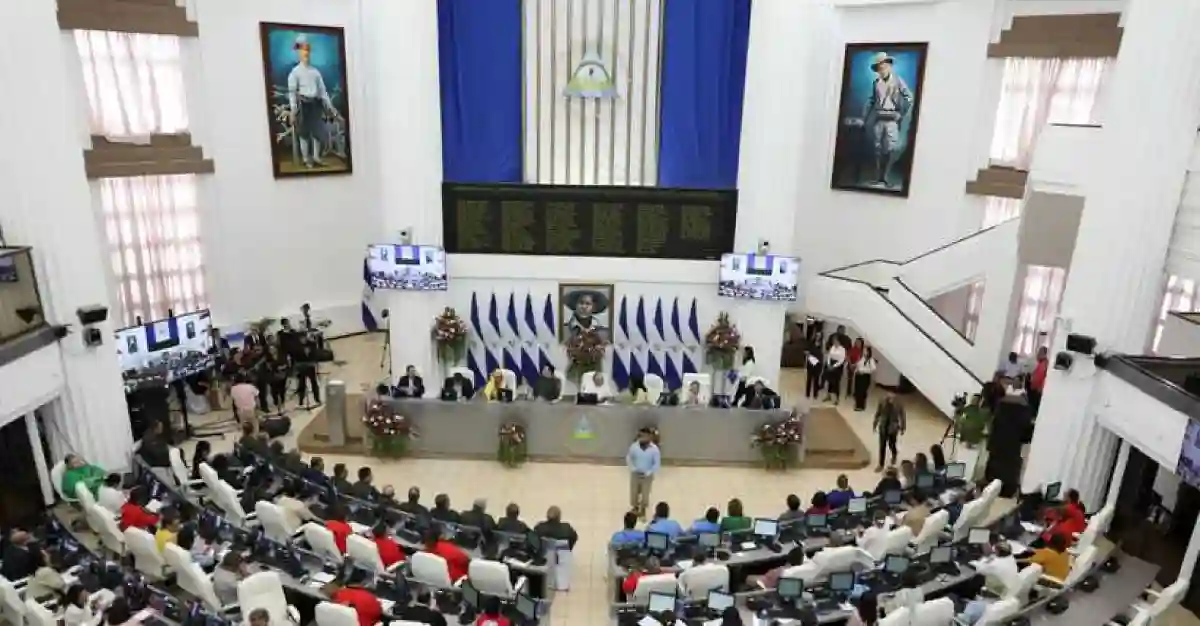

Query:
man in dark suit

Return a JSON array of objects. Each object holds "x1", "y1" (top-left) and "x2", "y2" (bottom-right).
[
  {"x1": 398, "y1": 486, "x2": 429, "y2": 519},
  {"x1": 440, "y1": 373, "x2": 474, "y2": 401},
  {"x1": 459, "y1": 498, "x2": 496, "y2": 538},
  {"x1": 393, "y1": 365, "x2": 425, "y2": 399},
  {"x1": 533, "y1": 506, "x2": 578, "y2": 549},
  {"x1": 740, "y1": 381, "x2": 780, "y2": 409},
  {"x1": 349, "y1": 467, "x2": 380, "y2": 501},
  {"x1": 243, "y1": 326, "x2": 269, "y2": 350}
]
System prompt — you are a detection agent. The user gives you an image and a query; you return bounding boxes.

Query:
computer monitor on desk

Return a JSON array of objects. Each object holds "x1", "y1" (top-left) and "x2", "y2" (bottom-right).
[
  {"x1": 645, "y1": 531, "x2": 670, "y2": 555},
  {"x1": 698, "y1": 532, "x2": 720, "y2": 550},
  {"x1": 777, "y1": 577, "x2": 803, "y2": 601},
  {"x1": 930, "y1": 546, "x2": 953, "y2": 565},
  {"x1": 828, "y1": 572, "x2": 854, "y2": 596},
  {"x1": 516, "y1": 592, "x2": 538, "y2": 622},
  {"x1": 754, "y1": 518, "x2": 779, "y2": 539},
  {"x1": 848, "y1": 498, "x2": 867, "y2": 515},
  {"x1": 806, "y1": 513, "x2": 827, "y2": 531},
  {"x1": 1044, "y1": 481, "x2": 1062, "y2": 502},
  {"x1": 648, "y1": 591, "x2": 675, "y2": 614},
  {"x1": 707, "y1": 590, "x2": 734, "y2": 613},
  {"x1": 915, "y1": 473, "x2": 935, "y2": 491},
  {"x1": 968, "y1": 528, "x2": 991, "y2": 546},
  {"x1": 884, "y1": 555, "x2": 910, "y2": 575},
  {"x1": 884, "y1": 490, "x2": 902, "y2": 506},
  {"x1": 944, "y1": 462, "x2": 966, "y2": 480}
]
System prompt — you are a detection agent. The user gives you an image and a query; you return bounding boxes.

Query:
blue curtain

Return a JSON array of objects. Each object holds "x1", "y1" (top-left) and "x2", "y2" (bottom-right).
[
  {"x1": 656, "y1": 0, "x2": 751, "y2": 189},
  {"x1": 437, "y1": 0, "x2": 523, "y2": 183}
]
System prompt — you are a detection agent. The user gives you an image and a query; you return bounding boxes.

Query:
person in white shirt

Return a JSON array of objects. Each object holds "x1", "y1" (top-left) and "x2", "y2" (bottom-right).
[
  {"x1": 731, "y1": 346, "x2": 756, "y2": 406},
  {"x1": 823, "y1": 338, "x2": 847, "y2": 403},
  {"x1": 857, "y1": 510, "x2": 891, "y2": 560},
  {"x1": 973, "y1": 542, "x2": 1018, "y2": 596},
  {"x1": 286, "y1": 34, "x2": 337, "y2": 169},
  {"x1": 97, "y1": 473, "x2": 127, "y2": 514},
  {"x1": 63, "y1": 584, "x2": 105, "y2": 626},
  {"x1": 884, "y1": 570, "x2": 925, "y2": 615},
  {"x1": 274, "y1": 480, "x2": 321, "y2": 532},
  {"x1": 677, "y1": 548, "x2": 728, "y2": 596},
  {"x1": 852, "y1": 346, "x2": 878, "y2": 412},
  {"x1": 580, "y1": 372, "x2": 613, "y2": 403}
]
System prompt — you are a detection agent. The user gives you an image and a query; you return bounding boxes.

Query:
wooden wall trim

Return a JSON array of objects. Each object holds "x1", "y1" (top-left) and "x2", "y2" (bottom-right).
[
  {"x1": 58, "y1": 0, "x2": 198, "y2": 37},
  {"x1": 84, "y1": 133, "x2": 214, "y2": 179},
  {"x1": 988, "y1": 13, "x2": 1122, "y2": 58},
  {"x1": 965, "y1": 165, "x2": 1028, "y2": 199}
]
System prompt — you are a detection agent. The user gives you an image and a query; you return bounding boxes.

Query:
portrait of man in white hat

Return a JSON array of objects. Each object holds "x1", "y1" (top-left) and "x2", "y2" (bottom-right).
[
  {"x1": 286, "y1": 33, "x2": 337, "y2": 169},
  {"x1": 862, "y1": 51, "x2": 913, "y2": 189}
]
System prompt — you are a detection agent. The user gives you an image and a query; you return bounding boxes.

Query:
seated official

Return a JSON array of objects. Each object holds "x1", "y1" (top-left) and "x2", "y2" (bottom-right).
[
  {"x1": 394, "y1": 365, "x2": 425, "y2": 398},
  {"x1": 882, "y1": 569, "x2": 924, "y2": 615},
  {"x1": 237, "y1": 422, "x2": 268, "y2": 459},
  {"x1": 944, "y1": 490, "x2": 968, "y2": 525},
  {"x1": 475, "y1": 597, "x2": 512, "y2": 626},
  {"x1": 533, "y1": 365, "x2": 562, "y2": 402},
  {"x1": 275, "y1": 480, "x2": 321, "y2": 530},
  {"x1": 627, "y1": 375, "x2": 653, "y2": 405},
  {"x1": 847, "y1": 593, "x2": 879, "y2": 626},
  {"x1": 440, "y1": 373, "x2": 475, "y2": 401},
  {"x1": 612, "y1": 512, "x2": 646, "y2": 548},
  {"x1": 482, "y1": 369, "x2": 511, "y2": 402},
  {"x1": 118, "y1": 487, "x2": 161, "y2": 531},
  {"x1": 873, "y1": 467, "x2": 903, "y2": 496},
  {"x1": 137, "y1": 420, "x2": 173, "y2": 480},
  {"x1": 191, "y1": 441, "x2": 212, "y2": 481},
  {"x1": 677, "y1": 548, "x2": 725, "y2": 589},
  {"x1": 281, "y1": 451, "x2": 307, "y2": 475},
  {"x1": 399, "y1": 486, "x2": 430, "y2": 518},
  {"x1": 720, "y1": 499, "x2": 751, "y2": 533},
  {"x1": 680, "y1": 381, "x2": 705, "y2": 407},
  {"x1": 957, "y1": 543, "x2": 1019, "y2": 624},
  {"x1": 62, "y1": 454, "x2": 107, "y2": 499},
  {"x1": 900, "y1": 490, "x2": 931, "y2": 536},
  {"x1": 302, "y1": 457, "x2": 330, "y2": 487},
  {"x1": 459, "y1": 498, "x2": 496, "y2": 537},
  {"x1": 397, "y1": 592, "x2": 447, "y2": 626},
  {"x1": 646, "y1": 502, "x2": 684, "y2": 538},
  {"x1": 213, "y1": 552, "x2": 247, "y2": 606},
  {"x1": 1037, "y1": 504, "x2": 1085, "y2": 547},
  {"x1": 2, "y1": 531, "x2": 46, "y2": 585},
  {"x1": 350, "y1": 466, "x2": 381, "y2": 501},
  {"x1": 431, "y1": 493, "x2": 460, "y2": 524},
  {"x1": 748, "y1": 547, "x2": 807, "y2": 589},
  {"x1": 422, "y1": 527, "x2": 470, "y2": 582},
  {"x1": 579, "y1": 372, "x2": 615, "y2": 403},
  {"x1": 827, "y1": 475, "x2": 856, "y2": 510},
  {"x1": 780, "y1": 494, "x2": 804, "y2": 522},
  {"x1": 372, "y1": 521, "x2": 406, "y2": 568},
  {"x1": 534, "y1": 506, "x2": 579, "y2": 549},
  {"x1": 1022, "y1": 532, "x2": 1070, "y2": 580},
  {"x1": 325, "y1": 504, "x2": 353, "y2": 553},
  {"x1": 380, "y1": 485, "x2": 398, "y2": 506},
  {"x1": 63, "y1": 583, "x2": 106, "y2": 626},
  {"x1": 330, "y1": 567, "x2": 384, "y2": 626},
  {"x1": 332, "y1": 463, "x2": 354, "y2": 494},
  {"x1": 690, "y1": 507, "x2": 721, "y2": 534},
  {"x1": 807, "y1": 492, "x2": 832, "y2": 516},
  {"x1": 98, "y1": 474, "x2": 127, "y2": 514},
  {"x1": 740, "y1": 380, "x2": 779, "y2": 409},
  {"x1": 621, "y1": 557, "x2": 662, "y2": 596},
  {"x1": 497, "y1": 503, "x2": 530, "y2": 534}
]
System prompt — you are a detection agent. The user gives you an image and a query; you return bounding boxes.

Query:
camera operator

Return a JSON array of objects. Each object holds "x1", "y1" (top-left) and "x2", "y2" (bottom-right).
[
  {"x1": 265, "y1": 345, "x2": 291, "y2": 411},
  {"x1": 279, "y1": 319, "x2": 320, "y2": 407}
]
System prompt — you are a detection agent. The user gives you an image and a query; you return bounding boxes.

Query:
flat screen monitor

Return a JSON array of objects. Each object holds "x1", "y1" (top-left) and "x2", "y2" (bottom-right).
[
  {"x1": 707, "y1": 590, "x2": 734, "y2": 612},
  {"x1": 116, "y1": 309, "x2": 214, "y2": 384},
  {"x1": 828, "y1": 571, "x2": 854, "y2": 593},
  {"x1": 753, "y1": 518, "x2": 779, "y2": 538},
  {"x1": 806, "y1": 513, "x2": 827, "y2": 529},
  {"x1": 717, "y1": 253, "x2": 799, "y2": 301},
  {"x1": 460, "y1": 581, "x2": 479, "y2": 609},
  {"x1": 968, "y1": 528, "x2": 991, "y2": 545},
  {"x1": 945, "y1": 462, "x2": 966, "y2": 479},
  {"x1": 0, "y1": 255, "x2": 17, "y2": 283},
  {"x1": 848, "y1": 497, "x2": 867, "y2": 514},
  {"x1": 698, "y1": 532, "x2": 720, "y2": 548},
  {"x1": 884, "y1": 490, "x2": 902, "y2": 506},
  {"x1": 648, "y1": 591, "x2": 675, "y2": 614},
  {"x1": 930, "y1": 546, "x2": 953, "y2": 564},
  {"x1": 515, "y1": 593, "x2": 537, "y2": 620},
  {"x1": 916, "y1": 473, "x2": 935, "y2": 489},
  {"x1": 645, "y1": 531, "x2": 669, "y2": 553},
  {"x1": 884, "y1": 555, "x2": 910, "y2": 574},
  {"x1": 776, "y1": 577, "x2": 803, "y2": 599},
  {"x1": 366, "y1": 244, "x2": 448, "y2": 291}
]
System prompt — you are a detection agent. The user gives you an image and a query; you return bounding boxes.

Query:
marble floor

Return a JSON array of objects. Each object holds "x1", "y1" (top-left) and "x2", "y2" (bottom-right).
[{"x1": 180, "y1": 333, "x2": 1198, "y2": 626}]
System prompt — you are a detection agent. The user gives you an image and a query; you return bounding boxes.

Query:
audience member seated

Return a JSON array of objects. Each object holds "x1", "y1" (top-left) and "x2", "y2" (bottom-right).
[
  {"x1": 332, "y1": 464, "x2": 353, "y2": 494},
  {"x1": 118, "y1": 487, "x2": 161, "y2": 531},
  {"x1": 740, "y1": 380, "x2": 778, "y2": 409},
  {"x1": 646, "y1": 502, "x2": 683, "y2": 538},
  {"x1": 748, "y1": 547, "x2": 806, "y2": 589},
  {"x1": 190, "y1": 441, "x2": 213, "y2": 481},
  {"x1": 325, "y1": 504, "x2": 353, "y2": 553},
  {"x1": 533, "y1": 365, "x2": 562, "y2": 402},
  {"x1": 63, "y1": 583, "x2": 104, "y2": 626},
  {"x1": 302, "y1": 457, "x2": 329, "y2": 486},
  {"x1": 1037, "y1": 503, "x2": 1085, "y2": 548},
  {"x1": 627, "y1": 376, "x2": 652, "y2": 405},
  {"x1": 690, "y1": 508, "x2": 721, "y2": 534},
  {"x1": 379, "y1": 485, "x2": 397, "y2": 505},
  {"x1": 475, "y1": 596, "x2": 512, "y2": 626},
  {"x1": 678, "y1": 548, "x2": 724, "y2": 589},
  {"x1": 681, "y1": 381, "x2": 705, "y2": 407},
  {"x1": 423, "y1": 527, "x2": 470, "y2": 582},
  {"x1": 899, "y1": 460, "x2": 916, "y2": 487},
  {"x1": 275, "y1": 479, "x2": 321, "y2": 529},
  {"x1": 913, "y1": 452, "x2": 930, "y2": 476},
  {"x1": 441, "y1": 373, "x2": 475, "y2": 401},
  {"x1": 3, "y1": 534, "x2": 63, "y2": 599},
  {"x1": 394, "y1": 365, "x2": 425, "y2": 398},
  {"x1": 720, "y1": 499, "x2": 751, "y2": 533},
  {"x1": 98, "y1": 474, "x2": 126, "y2": 513},
  {"x1": 497, "y1": 503, "x2": 529, "y2": 534},
  {"x1": 431, "y1": 493, "x2": 460, "y2": 524},
  {"x1": 104, "y1": 598, "x2": 133, "y2": 626},
  {"x1": 828, "y1": 475, "x2": 856, "y2": 510},
  {"x1": 883, "y1": 569, "x2": 924, "y2": 615},
  {"x1": 900, "y1": 491, "x2": 930, "y2": 536},
  {"x1": 330, "y1": 566, "x2": 383, "y2": 626},
  {"x1": 267, "y1": 440, "x2": 287, "y2": 461},
  {"x1": 780, "y1": 495, "x2": 804, "y2": 522},
  {"x1": 372, "y1": 521, "x2": 406, "y2": 568},
  {"x1": 247, "y1": 608, "x2": 270, "y2": 626},
  {"x1": 944, "y1": 489, "x2": 968, "y2": 525},
  {"x1": 975, "y1": 541, "x2": 1018, "y2": 595},
  {"x1": 209, "y1": 454, "x2": 243, "y2": 485},
  {"x1": 280, "y1": 451, "x2": 306, "y2": 476},
  {"x1": 621, "y1": 557, "x2": 661, "y2": 596},
  {"x1": 534, "y1": 506, "x2": 579, "y2": 549},
  {"x1": 399, "y1": 486, "x2": 429, "y2": 518},
  {"x1": 213, "y1": 552, "x2": 246, "y2": 606},
  {"x1": 847, "y1": 592, "x2": 879, "y2": 626},
  {"x1": 1021, "y1": 532, "x2": 1070, "y2": 580},
  {"x1": 579, "y1": 372, "x2": 614, "y2": 403},
  {"x1": 176, "y1": 526, "x2": 215, "y2": 569},
  {"x1": 612, "y1": 512, "x2": 645, "y2": 547},
  {"x1": 807, "y1": 492, "x2": 832, "y2": 516},
  {"x1": 857, "y1": 510, "x2": 890, "y2": 557},
  {"x1": 1064, "y1": 488, "x2": 1086, "y2": 516},
  {"x1": 397, "y1": 591, "x2": 447, "y2": 626},
  {"x1": 155, "y1": 511, "x2": 182, "y2": 553},
  {"x1": 62, "y1": 454, "x2": 107, "y2": 498},
  {"x1": 350, "y1": 467, "x2": 380, "y2": 501},
  {"x1": 237, "y1": 422, "x2": 266, "y2": 460},
  {"x1": 459, "y1": 498, "x2": 496, "y2": 537},
  {"x1": 873, "y1": 467, "x2": 902, "y2": 496},
  {"x1": 482, "y1": 370, "x2": 509, "y2": 402}
]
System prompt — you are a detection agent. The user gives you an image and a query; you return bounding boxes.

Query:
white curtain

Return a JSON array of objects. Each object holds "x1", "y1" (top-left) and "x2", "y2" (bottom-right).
[
  {"x1": 1152, "y1": 274, "x2": 1200, "y2": 353},
  {"x1": 964, "y1": 280, "x2": 985, "y2": 342},
  {"x1": 1012, "y1": 265, "x2": 1067, "y2": 357},
  {"x1": 982, "y1": 197, "x2": 1023, "y2": 229},
  {"x1": 99, "y1": 175, "x2": 206, "y2": 326},
  {"x1": 75, "y1": 30, "x2": 189, "y2": 137},
  {"x1": 989, "y1": 57, "x2": 1109, "y2": 169}
]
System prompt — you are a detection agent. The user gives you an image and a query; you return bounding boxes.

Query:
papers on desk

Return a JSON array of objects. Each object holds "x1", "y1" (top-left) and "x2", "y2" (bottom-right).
[
  {"x1": 349, "y1": 522, "x2": 371, "y2": 535},
  {"x1": 1020, "y1": 522, "x2": 1043, "y2": 534},
  {"x1": 703, "y1": 619, "x2": 723, "y2": 626},
  {"x1": 639, "y1": 616, "x2": 661, "y2": 626},
  {"x1": 145, "y1": 499, "x2": 164, "y2": 514},
  {"x1": 504, "y1": 557, "x2": 530, "y2": 568},
  {"x1": 739, "y1": 541, "x2": 757, "y2": 552},
  {"x1": 308, "y1": 572, "x2": 336, "y2": 585},
  {"x1": 1008, "y1": 541, "x2": 1029, "y2": 554}
]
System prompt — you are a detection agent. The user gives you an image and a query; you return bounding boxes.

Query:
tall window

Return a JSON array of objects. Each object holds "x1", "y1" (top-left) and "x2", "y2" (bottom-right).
[
  {"x1": 76, "y1": 30, "x2": 205, "y2": 325},
  {"x1": 982, "y1": 197, "x2": 1022, "y2": 229},
  {"x1": 1012, "y1": 265, "x2": 1067, "y2": 357},
  {"x1": 964, "y1": 280, "x2": 985, "y2": 342},
  {"x1": 1153, "y1": 274, "x2": 1200, "y2": 353}
]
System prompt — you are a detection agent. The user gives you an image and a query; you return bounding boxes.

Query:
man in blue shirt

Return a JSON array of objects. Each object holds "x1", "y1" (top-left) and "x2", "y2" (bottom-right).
[
  {"x1": 611, "y1": 511, "x2": 646, "y2": 548},
  {"x1": 827, "y1": 474, "x2": 856, "y2": 510},
  {"x1": 689, "y1": 507, "x2": 721, "y2": 534},
  {"x1": 645, "y1": 502, "x2": 683, "y2": 538},
  {"x1": 627, "y1": 429, "x2": 661, "y2": 519}
]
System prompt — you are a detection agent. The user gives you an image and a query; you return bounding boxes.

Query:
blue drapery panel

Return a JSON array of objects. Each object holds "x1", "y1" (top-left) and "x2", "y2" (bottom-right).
[
  {"x1": 437, "y1": 0, "x2": 523, "y2": 182},
  {"x1": 656, "y1": 0, "x2": 751, "y2": 189}
]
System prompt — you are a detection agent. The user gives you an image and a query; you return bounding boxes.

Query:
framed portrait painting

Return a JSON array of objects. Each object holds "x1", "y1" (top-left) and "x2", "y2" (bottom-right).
[
  {"x1": 559, "y1": 283, "x2": 614, "y2": 343},
  {"x1": 830, "y1": 42, "x2": 928, "y2": 197},
  {"x1": 259, "y1": 22, "x2": 353, "y2": 178}
]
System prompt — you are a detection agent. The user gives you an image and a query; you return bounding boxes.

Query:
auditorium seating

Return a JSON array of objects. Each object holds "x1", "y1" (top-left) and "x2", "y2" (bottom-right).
[
  {"x1": 237, "y1": 571, "x2": 300, "y2": 625},
  {"x1": 86, "y1": 503, "x2": 126, "y2": 555},
  {"x1": 124, "y1": 527, "x2": 168, "y2": 580},
  {"x1": 913, "y1": 509, "x2": 949, "y2": 554},
  {"x1": 49, "y1": 461, "x2": 76, "y2": 506},
  {"x1": 257, "y1": 500, "x2": 297, "y2": 544},
  {"x1": 22, "y1": 598, "x2": 55, "y2": 626},
  {"x1": 315, "y1": 601, "x2": 359, "y2": 626},
  {"x1": 911, "y1": 597, "x2": 954, "y2": 626},
  {"x1": 0, "y1": 577, "x2": 25, "y2": 626},
  {"x1": 468, "y1": 559, "x2": 526, "y2": 599},
  {"x1": 1006, "y1": 563, "x2": 1042, "y2": 604},
  {"x1": 629, "y1": 573, "x2": 679, "y2": 605},
  {"x1": 347, "y1": 534, "x2": 403, "y2": 576},
  {"x1": 169, "y1": 447, "x2": 206, "y2": 495},
  {"x1": 409, "y1": 551, "x2": 458, "y2": 590},
  {"x1": 1109, "y1": 579, "x2": 1189, "y2": 626},
  {"x1": 302, "y1": 523, "x2": 344, "y2": 565}
]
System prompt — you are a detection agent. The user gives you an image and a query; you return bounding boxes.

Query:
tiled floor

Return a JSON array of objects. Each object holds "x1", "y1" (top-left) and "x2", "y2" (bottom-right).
[{"x1": 181, "y1": 334, "x2": 1199, "y2": 626}]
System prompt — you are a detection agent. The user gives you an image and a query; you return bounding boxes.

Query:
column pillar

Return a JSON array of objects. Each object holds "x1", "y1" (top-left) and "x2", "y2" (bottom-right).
[
  {"x1": 730, "y1": 0, "x2": 814, "y2": 385},
  {"x1": 0, "y1": 2, "x2": 132, "y2": 469},
  {"x1": 25, "y1": 413, "x2": 54, "y2": 507},
  {"x1": 1105, "y1": 439, "x2": 1130, "y2": 511},
  {"x1": 360, "y1": 0, "x2": 446, "y2": 391},
  {"x1": 1024, "y1": 0, "x2": 1200, "y2": 505}
]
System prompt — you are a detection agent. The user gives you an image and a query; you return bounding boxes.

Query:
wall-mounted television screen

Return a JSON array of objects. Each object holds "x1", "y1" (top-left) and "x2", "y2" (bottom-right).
[
  {"x1": 0, "y1": 256, "x2": 18, "y2": 283},
  {"x1": 366, "y1": 244, "x2": 448, "y2": 291},
  {"x1": 116, "y1": 309, "x2": 214, "y2": 391},
  {"x1": 718, "y1": 253, "x2": 799, "y2": 301}
]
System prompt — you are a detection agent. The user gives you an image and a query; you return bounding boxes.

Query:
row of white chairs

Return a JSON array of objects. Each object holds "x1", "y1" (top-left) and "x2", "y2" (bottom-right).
[{"x1": 445, "y1": 366, "x2": 767, "y2": 401}]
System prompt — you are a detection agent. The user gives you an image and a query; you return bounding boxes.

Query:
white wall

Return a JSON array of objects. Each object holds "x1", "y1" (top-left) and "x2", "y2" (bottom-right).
[
  {"x1": 1159, "y1": 313, "x2": 1200, "y2": 357},
  {"x1": 0, "y1": 343, "x2": 64, "y2": 431},
  {"x1": 190, "y1": 0, "x2": 374, "y2": 336}
]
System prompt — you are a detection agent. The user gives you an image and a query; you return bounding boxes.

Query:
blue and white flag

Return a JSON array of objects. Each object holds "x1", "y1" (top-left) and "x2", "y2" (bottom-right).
[
  {"x1": 617, "y1": 296, "x2": 630, "y2": 345},
  {"x1": 688, "y1": 298, "x2": 701, "y2": 344},
  {"x1": 523, "y1": 294, "x2": 539, "y2": 339},
  {"x1": 488, "y1": 293, "x2": 502, "y2": 339},
  {"x1": 664, "y1": 352, "x2": 681, "y2": 390},
  {"x1": 647, "y1": 352, "x2": 664, "y2": 379},
  {"x1": 470, "y1": 293, "x2": 484, "y2": 340},
  {"x1": 629, "y1": 350, "x2": 645, "y2": 386},
  {"x1": 612, "y1": 352, "x2": 629, "y2": 390},
  {"x1": 635, "y1": 298, "x2": 648, "y2": 345},
  {"x1": 467, "y1": 348, "x2": 485, "y2": 388},
  {"x1": 670, "y1": 298, "x2": 683, "y2": 345},
  {"x1": 682, "y1": 352, "x2": 698, "y2": 375},
  {"x1": 520, "y1": 348, "x2": 539, "y2": 385},
  {"x1": 653, "y1": 300, "x2": 666, "y2": 344},
  {"x1": 506, "y1": 293, "x2": 521, "y2": 341},
  {"x1": 394, "y1": 245, "x2": 421, "y2": 264},
  {"x1": 541, "y1": 294, "x2": 555, "y2": 338},
  {"x1": 361, "y1": 258, "x2": 380, "y2": 332}
]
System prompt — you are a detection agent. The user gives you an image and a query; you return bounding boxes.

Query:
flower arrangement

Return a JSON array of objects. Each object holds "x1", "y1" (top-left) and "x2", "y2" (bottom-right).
[
  {"x1": 565, "y1": 327, "x2": 609, "y2": 379},
  {"x1": 362, "y1": 398, "x2": 418, "y2": 458},
  {"x1": 497, "y1": 422, "x2": 528, "y2": 468},
  {"x1": 750, "y1": 412, "x2": 804, "y2": 470},
  {"x1": 431, "y1": 307, "x2": 470, "y2": 365},
  {"x1": 704, "y1": 312, "x2": 742, "y2": 370}
]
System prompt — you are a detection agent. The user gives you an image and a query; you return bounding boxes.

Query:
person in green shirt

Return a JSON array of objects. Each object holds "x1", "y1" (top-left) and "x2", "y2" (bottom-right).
[
  {"x1": 61, "y1": 454, "x2": 107, "y2": 499},
  {"x1": 719, "y1": 498, "x2": 752, "y2": 533}
]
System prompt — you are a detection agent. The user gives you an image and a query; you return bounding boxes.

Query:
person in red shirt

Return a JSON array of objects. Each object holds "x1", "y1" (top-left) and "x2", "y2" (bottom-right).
[
  {"x1": 1064, "y1": 488, "x2": 1086, "y2": 518},
  {"x1": 329, "y1": 568, "x2": 382, "y2": 626},
  {"x1": 1039, "y1": 503, "x2": 1086, "y2": 546},
  {"x1": 621, "y1": 557, "x2": 661, "y2": 597},
  {"x1": 474, "y1": 597, "x2": 512, "y2": 626},
  {"x1": 806, "y1": 491, "x2": 832, "y2": 516},
  {"x1": 118, "y1": 487, "x2": 160, "y2": 531},
  {"x1": 423, "y1": 527, "x2": 470, "y2": 583},
  {"x1": 372, "y1": 521, "x2": 405, "y2": 568},
  {"x1": 1029, "y1": 346, "x2": 1049, "y2": 415},
  {"x1": 325, "y1": 505, "x2": 352, "y2": 554}
]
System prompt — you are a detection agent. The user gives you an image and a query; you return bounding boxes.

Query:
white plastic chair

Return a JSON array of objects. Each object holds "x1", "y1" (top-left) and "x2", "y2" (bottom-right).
[
  {"x1": 22, "y1": 598, "x2": 54, "y2": 626},
  {"x1": 238, "y1": 571, "x2": 299, "y2": 625},
  {"x1": 911, "y1": 597, "x2": 954, "y2": 626},
  {"x1": 171, "y1": 551, "x2": 223, "y2": 611},
  {"x1": 1041, "y1": 545, "x2": 1098, "y2": 589},
  {"x1": 630, "y1": 573, "x2": 679, "y2": 604},
  {"x1": 315, "y1": 602, "x2": 359, "y2": 626},
  {"x1": 883, "y1": 526, "x2": 914, "y2": 559},
  {"x1": 1115, "y1": 579, "x2": 1189, "y2": 626},
  {"x1": 75, "y1": 482, "x2": 99, "y2": 513},
  {"x1": 811, "y1": 546, "x2": 874, "y2": 579},
  {"x1": 677, "y1": 564, "x2": 730, "y2": 601},
  {"x1": 256, "y1": 501, "x2": 295, "y2": 544},
  {"x1": 169, "y1": 448, "x2": 205, "y2": 493},
  {"x1": 952, "y1": 499, "x2": 988, "y2": 542},
  {"x1": 87, "y1": 504, "x2": 125, "y2": 556},
  {"x1": 643, "y1": 374, "x2": 665, "y2": 399},
  {"x1": 979, "y1": 479, "x2": 1002, "y2": 513},
  {"x1": 346, "y1": 534, "x2": 402, "y2": 576},
  {"x1": 973, "y1": 598, "x2": 1019, "y2": 625},
  {"x1": 500, "y1": 369, "x2": 517, "y2": 391},
  {"x1": 213, "y1": 480, "x2": 255, "y2": 526},
  {"x1": 198, "y1": 463, "x2": 221, "y2": 493},
  {"x1": 1006, "y1": 563, "x2": 1041, "y2": 604},
  {"x1": 302, "y1": 523, "x2": 343, "y2": 565},
  {"x1": 124, "y1": 527, "x2": 168, "y2": 581},
  {"x1": 1074, "y1": 504, "x2": 1114, "y2": 554},
  {"x1": 163, "y1": 543, "x2": 195, "y2": 575},
  {"x1": 879, "y1": 607, "x2": 910, "y2": 626},
  {"x1": 50, "y1": 462, "x2": 75, "y2": 505},
  {"x1": 0, "y1": 577, "x2": 25, "y2": 626},
  {"x1": 912, "y1": 510, "x2": 949, "y2": 554},
  {"x1": 468, "y1": 559, "x2": 526, "y2": 598},
  {"x1": 410, "y1": 552, "x2": 458, "y2": 589}
]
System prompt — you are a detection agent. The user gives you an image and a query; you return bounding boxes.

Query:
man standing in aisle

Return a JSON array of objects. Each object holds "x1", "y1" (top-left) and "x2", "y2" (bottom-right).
[
  {"x1": 626, "y1": 428, "x2": 661, "y2": 520},
  {"x1": 873, "y1": 392, "x2": 906, "y2": 472},
  {"x1": 287, "y1": 34, "x2": 336, "y2": 169}
]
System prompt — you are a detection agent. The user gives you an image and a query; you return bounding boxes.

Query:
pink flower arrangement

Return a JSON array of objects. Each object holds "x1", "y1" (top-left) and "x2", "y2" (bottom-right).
[{"x1": 431, "y1": 307, "x2": 470, "y2": 364}]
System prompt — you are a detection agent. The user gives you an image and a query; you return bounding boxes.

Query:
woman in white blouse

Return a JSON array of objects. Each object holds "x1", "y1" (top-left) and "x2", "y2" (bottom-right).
[
  {"x1": 823, "y1": 338, "x2": 847, "y2": 403},
  {"x1": 853, "y1": 346, "x2": 878, "y2": 411},
  {"x1": 731, "y1": 346, "x2": 756, "y2": 406},
  {"x1": 63, "y1": 584, "x2": 104, "y2": 626}
]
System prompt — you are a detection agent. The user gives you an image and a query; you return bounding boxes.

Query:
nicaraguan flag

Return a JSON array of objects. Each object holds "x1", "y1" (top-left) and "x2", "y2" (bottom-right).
[
  {"x1": 612, "y1": 352, "x2": 629, "y2": 390},
  {"x1": 520, "y1": 348, "x2": 539, "y2": 385},
  {"x1": 470, "y1": 293, "x2": 484, "y2": 340},
  {"x1": 635, "y1": 298, "x2": 648, "y2": 345},
  {"x1": 542, "y1": 294, "x2": 555, "y2": 338},
  {"x1": 361, "y1": 258, "x2": 379, "y2": 332},
  {"x1": 653, "y1": 299, "x2": 666, "y2": 344},
  {"x1": 664, "y1": 353, "x2": 681, "y2": 390},
  {"x1": 746, "y1": 253, "x2": 776, "y2": 275},
  {"x1": 629, "y1": 350, "x2": 644, "y2": 386},
  {"x1": 394, "y1": 245, "x2": 421, "y2": 265},
  {"x1": 466, "y1": 348, "x2": 485, "y2": 388},
  {"x1": 647, "y1": 352, "x2": 664, "y2": 379},
  {"x1": 523, "y1": 294, "x2": 538, "y2": 338},
  {"x1": 617, "y1": 296, "x2": 629, "y2": 344},
  {"x1": 488, "y1": 293, "x2": 502, "y2": 339},
  {"x1": 682, "y1": 352, "x2": 698, "y2": 375},
  {"x1": 502, "y1": 347, "x2": 520, "y2": 379},
  {"x1": 484, "y1": 346, "x2": 500, "y2": 378},
  {"x1": 670, "y1": 298, "x2": 683, "y2": 345},
  {"x1": 538, "y1": 347, "x2": 554, "y2": 373},
  {"x1": 506, "y1": 293, "x2": 521, "y2": 340},
  {"x1": 688, "y1": 298, "x2": 701, "y2": 344}
]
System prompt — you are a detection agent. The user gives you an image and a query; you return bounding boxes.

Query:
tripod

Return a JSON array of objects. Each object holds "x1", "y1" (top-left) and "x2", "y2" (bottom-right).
[{"x1": 379, "y1": 310, "x2": 392, "y2": 376}]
